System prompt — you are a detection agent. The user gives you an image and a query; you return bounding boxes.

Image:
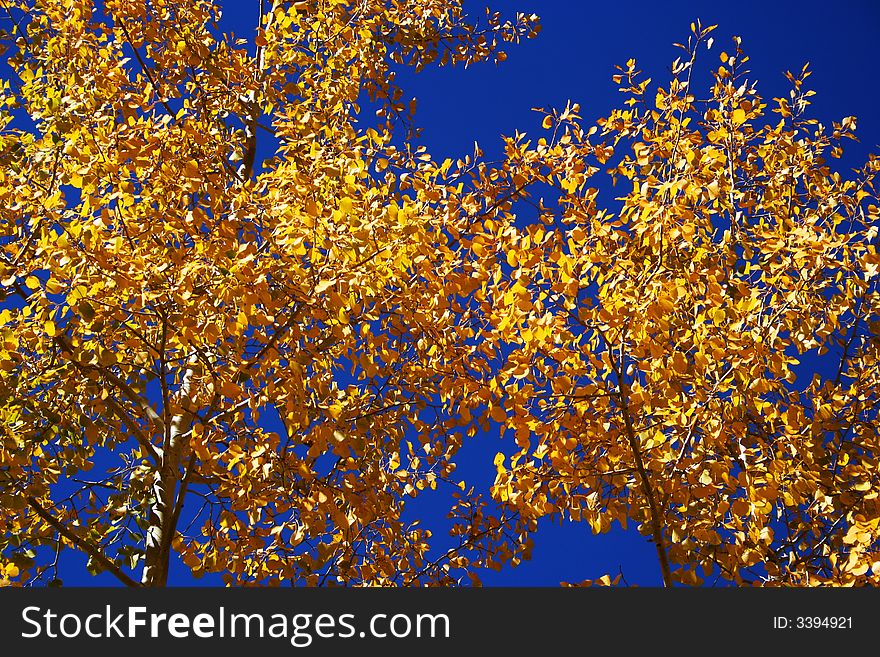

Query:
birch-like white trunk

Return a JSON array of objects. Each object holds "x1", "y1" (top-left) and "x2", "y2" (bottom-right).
[{"x1": 141, "y1": 360, "x2": 195, "y2": 586}]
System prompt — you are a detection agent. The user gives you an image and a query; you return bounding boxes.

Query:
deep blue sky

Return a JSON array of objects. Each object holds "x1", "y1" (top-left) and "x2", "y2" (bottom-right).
[
  {"x1": 21, "y1": 0, "x2": 880, "y2": 587},
  {"x1": 403, "y1": 0, "x2": 880, "y2": 168}
]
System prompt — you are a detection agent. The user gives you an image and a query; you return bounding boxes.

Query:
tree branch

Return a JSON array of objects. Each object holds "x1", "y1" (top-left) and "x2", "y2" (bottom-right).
[
  {"x1": 27, "y1": 496, "x2": 141, "y2": 587},
  {"x1": 116, "y1": 20, "x2": 175, "y2": 118},
  {"x1": 102, "y1": 394, "x2": 161, "y2": 463},
  {"x1": 617, "y1": 386, "x2": 673, "y2": 587},
  {"x1": 55, "y1": 334, "x2": 167, "y2": 437},
  {"x1": 237, "y1": 0, "x2": 282, "y2": 180}
]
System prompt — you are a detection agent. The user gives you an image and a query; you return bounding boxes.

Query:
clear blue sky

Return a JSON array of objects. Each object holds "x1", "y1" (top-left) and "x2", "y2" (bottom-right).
[
  {"x1": 31, "y1": 0, "x2": 880, "y2": 586},
  {"x1": 403, "y1": 0, "x2": 880, "y2": 169}
]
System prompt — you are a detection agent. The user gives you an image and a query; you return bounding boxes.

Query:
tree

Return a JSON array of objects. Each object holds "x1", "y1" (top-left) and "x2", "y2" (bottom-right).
[
  {"x1": 0, "y1": 0, "x2": 538, "y2": 586},
  {"x1": 446, "y1": 21, "x2": 880, "y2": 586},
  {"x1": 2, "y1": 3, "x2": 878, "y2": 590}
]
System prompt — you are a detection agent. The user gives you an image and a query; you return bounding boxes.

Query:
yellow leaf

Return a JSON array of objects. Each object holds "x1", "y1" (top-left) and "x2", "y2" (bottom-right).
[
  {"x1": 25, "y1": 275, "x2": 40, "y2": 290},
  {"x1": 314, "y1": 279, "x2": 334, "y2": 294},
  {"x1": 732, "y1": 108, "x2": 746, "y2": 125},
  {"x1": 45, "y1": 320, "x2": 57, "y2": 337},
  {"x1": 542, "y1": 115, "x2": 553, "y2": 129},
  {"x1": 45, "y1": 278, "x2": 64, "y2": 294}
]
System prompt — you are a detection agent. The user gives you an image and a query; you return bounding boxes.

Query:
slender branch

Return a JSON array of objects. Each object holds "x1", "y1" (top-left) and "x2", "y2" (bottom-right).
[
  {"x1": 53, "y1": 333, "x2": 160, "y2": 461},
  {"x1": 170, "y1": 453, "x2": 198, "y2": 531},
  {"x1": 27, "y1": 496, "x2": 141, "y2": 587},
  {"x1": 116, "y1": 21, "x2": 175, "y2": 117},
  {"x1": 54, "y1": 334, "x2": 167, "y2": 436},
  {"x1": 616, "y1": 386, "x2": 673, "y2": 587},
  {"x1": 102, "y1": 394, "x2": 161, "y2": 462},
  {"x1": 0, "y1": 0, "x2": 29, "y2": 50},
  {"x1": 599, "y1": 325, "x2": 673, "y2": 587},
  {"x1": 159, "y1": 312, "x2": 171, "y2": 444}
]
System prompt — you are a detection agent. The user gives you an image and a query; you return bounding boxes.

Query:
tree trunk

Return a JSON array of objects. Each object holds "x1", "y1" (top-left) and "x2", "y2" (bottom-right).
[{"x1": 141, "y1": 362, "x2": 195, "y2": 586}]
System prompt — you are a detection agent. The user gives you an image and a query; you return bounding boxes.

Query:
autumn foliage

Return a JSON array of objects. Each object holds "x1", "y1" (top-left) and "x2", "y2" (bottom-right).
[{"x1": 0, "y1": 3, "x2": 877, "y2": 587}]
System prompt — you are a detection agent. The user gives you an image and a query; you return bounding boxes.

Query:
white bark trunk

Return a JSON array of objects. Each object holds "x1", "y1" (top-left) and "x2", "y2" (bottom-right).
[{"x1": 141, "y1": 358, "x2": 196, "y2": 586}]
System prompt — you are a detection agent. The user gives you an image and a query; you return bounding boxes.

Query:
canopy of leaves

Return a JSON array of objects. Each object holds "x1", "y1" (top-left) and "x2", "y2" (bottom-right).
[
  {"x1": 0, "y1": 0, "x2": 538, "y2": 586},
  {"x1": 451, "y1": 22, "x2": 880, "y2": 586},
  {"x1": 0, "y1": 4, "x2": 877, "y2": 588}
]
